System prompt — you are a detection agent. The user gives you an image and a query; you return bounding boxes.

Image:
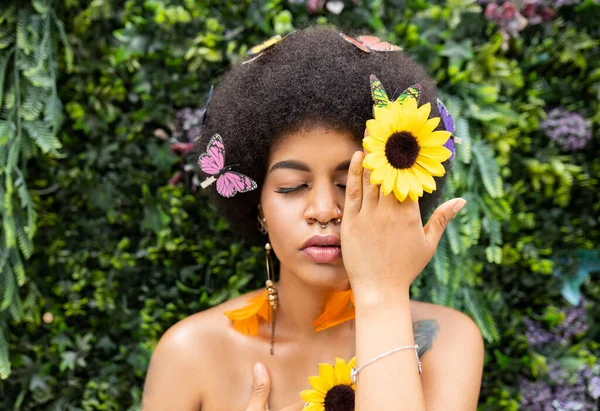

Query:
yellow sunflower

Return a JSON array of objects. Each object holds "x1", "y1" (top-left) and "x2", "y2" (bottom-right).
[
  {"x1": 363, "y1": 94, "x2": 452, "y2": 202},
  {"x1": 301, "y1": 357, "x2": 356, "y2": 411}
]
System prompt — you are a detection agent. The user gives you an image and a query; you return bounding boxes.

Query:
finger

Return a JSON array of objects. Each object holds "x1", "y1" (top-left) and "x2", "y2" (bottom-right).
[
  {"x1": 423, "y1": 198, "x2": 466, "y2": 249},
  {"x1": 361, "y1": 128, "x2": 379, "y2": 207},
  {"x1": 344, "y1": 151, "x2": 365, "y2": 216},
  {"x1": 362, "y1": 166, "x2": 379, "y2": 207},
  {"x1": 246, "y1": 362, "x2": 271, "y2": 411}
]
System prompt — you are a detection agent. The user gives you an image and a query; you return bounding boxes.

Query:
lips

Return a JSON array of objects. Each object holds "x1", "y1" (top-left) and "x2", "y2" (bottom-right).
[{"x1": 301, "y1": 235, "x2": 342, "y2": 263}]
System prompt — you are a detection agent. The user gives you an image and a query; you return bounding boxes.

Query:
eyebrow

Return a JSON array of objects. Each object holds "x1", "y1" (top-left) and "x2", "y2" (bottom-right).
[{"x1": 269, "y1": 159, "x2": 351, "y2": 174}]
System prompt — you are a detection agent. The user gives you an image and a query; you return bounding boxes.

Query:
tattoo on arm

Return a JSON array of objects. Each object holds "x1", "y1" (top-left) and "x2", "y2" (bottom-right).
[{"x1": 413, "y1": 319, "x2": 440, "y2": 358}]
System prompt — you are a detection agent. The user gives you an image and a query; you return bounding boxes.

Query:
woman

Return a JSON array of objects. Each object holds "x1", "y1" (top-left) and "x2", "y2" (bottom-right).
[{"x1": 142, "y1": 26, "x2": 484, "y2": 410}]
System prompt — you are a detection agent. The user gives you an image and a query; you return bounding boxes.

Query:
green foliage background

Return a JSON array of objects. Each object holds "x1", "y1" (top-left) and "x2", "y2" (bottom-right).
[{"x1": 0, "y1": 0, "x2": 599, "y2": 409}]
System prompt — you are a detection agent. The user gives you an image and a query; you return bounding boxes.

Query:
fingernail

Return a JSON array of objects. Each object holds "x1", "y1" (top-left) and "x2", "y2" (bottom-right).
[
  {"x1": 452, "y1": 198, "x2": 467, "y2": 213},
  {"x1": 253, "y1": 362, "x2": 263, "y2": 378}
]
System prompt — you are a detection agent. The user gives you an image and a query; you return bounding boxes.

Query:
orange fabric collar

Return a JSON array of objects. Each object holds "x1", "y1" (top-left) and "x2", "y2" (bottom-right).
[{"x1": 223, "y1": 289, "x2": 355, "y2": 335}]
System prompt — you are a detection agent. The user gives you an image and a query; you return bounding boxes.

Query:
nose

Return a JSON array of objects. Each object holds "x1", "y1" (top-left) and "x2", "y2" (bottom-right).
[{"x1": 304, "y1": 183, "x2": 343, "y2": 226}]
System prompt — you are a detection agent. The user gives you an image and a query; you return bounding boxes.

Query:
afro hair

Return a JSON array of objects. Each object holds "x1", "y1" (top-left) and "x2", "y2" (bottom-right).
[{"x1": 197, "y1": 26, "x2": 451, "y2": 245}]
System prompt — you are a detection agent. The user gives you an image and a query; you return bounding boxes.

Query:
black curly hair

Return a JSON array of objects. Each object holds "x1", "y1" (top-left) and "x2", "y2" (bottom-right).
[{"x1": 197, "y1": 26, "x2": 451, "y2": 245}]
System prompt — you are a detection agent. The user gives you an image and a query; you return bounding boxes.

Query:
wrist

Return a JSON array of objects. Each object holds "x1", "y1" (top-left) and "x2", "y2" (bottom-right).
[{"x1": 351, "y1": 283, "x2": 411, "y2": 311}]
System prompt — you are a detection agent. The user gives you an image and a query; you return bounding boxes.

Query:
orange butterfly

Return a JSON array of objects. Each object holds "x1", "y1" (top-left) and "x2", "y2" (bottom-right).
[{"x1": 340, "y1": 33, "x2": 402, "y2": 52}]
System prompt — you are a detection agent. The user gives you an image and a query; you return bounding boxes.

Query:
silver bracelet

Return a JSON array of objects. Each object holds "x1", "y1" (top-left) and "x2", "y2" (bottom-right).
[{"x1": 350, "y1": 344, "x2": 422, "y2": 383}]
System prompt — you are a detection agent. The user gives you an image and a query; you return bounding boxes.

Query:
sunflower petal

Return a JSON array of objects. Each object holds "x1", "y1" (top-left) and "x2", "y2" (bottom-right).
[
  {"x1": 300, "y1": 389, "x2": 325, "y2": 404},
  {"x1": 366, "y1": 118, "x2": 390, "y2": 140},
  {"x1": 412, "y1": 164, "x2": 437, "y2": 193},
  {"x1": 318, "y1": 363, "x2": 337, "y2": 387},
  {"x1": 363, "y1": 151, "x2": 388, "y2": 169},
  {"x1": 414, "y1": 116, "x2": 441, "y2": 140},
  {"x1": 407, "y1": 168, "x2": 424, "y2": 198},
  {"x1": 419, "y1": 146, "x2": 452, "y2": 162},
  {"x1": 370, "y1": 163, "x2": 390, "y2": 184},
  {"x1": 399, "y1": 167, "x2": 422, "y2": 200},
  {"x1": 303, "y1": 403, "x2": 325, "y2": 411},
  {"x1": 382, "y1": 167, "x2": 397, "y2": 195},
  {"x1": 414, "y1": 102, "x2": 431, "y2": 130},
  {"x1": 408, "y1": 190, "x2": 421, "y2": 202},
  {"x1": 416, "y1": 156, "x2": 446, "y2": 176},
  {"x1": 394, "y1": 169, "x2": 412, "y2": 201},
  {"x1": 419, "y1": 130, "x2": 451, "y2": 148},
  {"x1": 335, "y1": 358, "x2": 352, "y2": 385},
  {"x1": 401, "y1": 95, "x2": 418, "y2": 120},
  {"x1": 308, "y1": 376, "x2": 331, "y2": 394},
  {"x1": 363, "y1": 135, "x2": 386, "y2": 152}
]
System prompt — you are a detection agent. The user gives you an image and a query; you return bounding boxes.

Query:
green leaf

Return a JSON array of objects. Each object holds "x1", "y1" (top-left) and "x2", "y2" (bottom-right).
[
  {"x1": 463, "y1": 288, "x2": 499, "y2": 342},
  {"x1": 0, "y1": 328, "x2": 10, "y2": 379},
  {"x1": 23, "y1": 120, "x2": 61, "y2": 154},
  {"x1": 472, "y1": 140, "x2": 502, "y2": 198}
]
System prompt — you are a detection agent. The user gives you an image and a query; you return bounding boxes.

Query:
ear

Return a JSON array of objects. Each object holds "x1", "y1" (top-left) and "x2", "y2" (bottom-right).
[{"x1": 257, "y1": 204, "x2": 268, "y2": 233}]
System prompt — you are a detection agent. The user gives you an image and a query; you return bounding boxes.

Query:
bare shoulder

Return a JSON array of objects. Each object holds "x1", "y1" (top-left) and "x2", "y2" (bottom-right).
[
  {"x1": 142, "y1": 290, "x2": 263, "y2": 410},
  {"x1": 410, "y1": 301, "x2": 485, "y2": 410}
]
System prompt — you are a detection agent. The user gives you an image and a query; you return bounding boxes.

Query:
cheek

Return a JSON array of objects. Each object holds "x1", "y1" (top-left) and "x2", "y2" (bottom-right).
[{"x1": 263, "y1": 195, "x2": 301, "y2": 235}]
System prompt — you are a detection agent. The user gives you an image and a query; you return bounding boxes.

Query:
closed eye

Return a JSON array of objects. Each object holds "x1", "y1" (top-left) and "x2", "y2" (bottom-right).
[{"x1": 275, "y1": 184, "x2": 310, "y2": 194}]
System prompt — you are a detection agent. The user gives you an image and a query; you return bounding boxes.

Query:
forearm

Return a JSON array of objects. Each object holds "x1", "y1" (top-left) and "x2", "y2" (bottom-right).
[{"x1": 354, "y1": 288, "x2": 426, "y2": 411}]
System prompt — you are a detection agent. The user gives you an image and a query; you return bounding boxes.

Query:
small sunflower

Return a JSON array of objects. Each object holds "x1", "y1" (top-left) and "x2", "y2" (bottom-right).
[
  {"x1": 301, "y1": 357, "x2": 356, "y2": 411},
  {"x1": 363, "y1": 80, "x2": 452, "y2": 202}
]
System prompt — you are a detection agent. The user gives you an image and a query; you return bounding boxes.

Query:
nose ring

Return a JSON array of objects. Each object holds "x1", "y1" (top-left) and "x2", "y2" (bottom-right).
[
  {"x1": 312, "y1": 218, "x2": 342, "y2": 229},
  {"x1": 317, "y1": 220, "x2": 331, "y2": 229}
]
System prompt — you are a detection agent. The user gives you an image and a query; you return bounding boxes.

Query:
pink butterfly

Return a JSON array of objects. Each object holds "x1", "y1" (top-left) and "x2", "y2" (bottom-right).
[{"x1": 198, "y1": 134, "x2": 257, "y2": 197}]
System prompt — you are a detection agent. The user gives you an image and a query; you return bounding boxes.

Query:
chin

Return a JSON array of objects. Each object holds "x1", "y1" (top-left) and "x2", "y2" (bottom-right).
[{"x1": 297, "y1": 261, "x2": 349, "y2": 288}]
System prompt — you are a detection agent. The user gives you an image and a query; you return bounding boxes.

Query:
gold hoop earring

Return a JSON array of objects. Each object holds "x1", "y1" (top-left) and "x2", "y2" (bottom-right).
[{"x1": 265, "y1": 243, "x2": 278, "y2": 355}]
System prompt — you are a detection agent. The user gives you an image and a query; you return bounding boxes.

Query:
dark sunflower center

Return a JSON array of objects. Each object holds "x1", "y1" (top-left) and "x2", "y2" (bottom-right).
[
  {"x1": 324, "y1": 384, "x2": 355, "y2": 411},
  {"x1": 385, "y1": 131, "x2": 420, "y2": 169}
]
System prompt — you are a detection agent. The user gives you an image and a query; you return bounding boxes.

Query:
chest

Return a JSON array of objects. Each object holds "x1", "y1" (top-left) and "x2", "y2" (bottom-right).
[{"x1": 200, "y1": 339, "x2": 356, "y2": 411}]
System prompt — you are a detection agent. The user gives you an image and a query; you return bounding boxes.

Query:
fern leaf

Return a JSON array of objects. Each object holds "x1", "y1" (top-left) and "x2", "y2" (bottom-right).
[
  {"x1": 432, "y1": 234, "x2": 450, "y2": 285},
  {"x1": 4, "y1": 83, "x2": 15, "y2": 110},
  {"x1": 23, "y1": 120, "x2": 61, "y2": 154},
  {"x1": 53, "y1": 15, "x2": 73, "y2": 72},
  {"x1": 446, "y1": 260, "x2": 463, "y2": 308},
  {"x1": 462, "y1": 288, "x2": 499, "y2": 342},
  {"x1": 0, "y1": 49, "x2": 14, "y2": 111},
  {"x1": 24, "y1": 72, "x2": 54, "y2": 89},
  {"x1": 0, "y1": 328, "x2": 10, "y2": 379},
  {"x1": 0, "y1": 120, "x2": 15, "y2": 146},
  {"x1": 456, "y1": 117, "x2": 472, "y2": 164},
  {"x1": 473, "y1": 140, "x2": 503, "y2": 198},
  {"x1": 3, "y1": 213, "x2": 16, "y2": 248},
  {"x1": 208, "y1": 288, "x2": 229, "y2": 306},
  {"x1": 44, "y1": 93, "x2": 63, "y2": 130},
  {"x1": 0, "y1": 247, "x2": 7, "y2": 276},
  {"x1": 15, "y1": 215, "x2": 33, "y2": 258},
  {"x1": 18, "y1": 85, "x2": 44, "y2": 121},
  {"x1": 16, "y1": 9, "x2": 33, "y2": 55},
  {"x1": 9, "y1": 249, "x2": 25, "y2": 286},
  {"x1": 1, "y1": 264, "x2": 15, "y2": 311},
  {"x1": 446, "y1": 218, "x2": 461, "y2": 255},
  {"x1": 32, "y1": 0, "x2": 50, "y2": 16},
  {"x1": 0, "y1": 33, "x2": 15, "y2": 50}
]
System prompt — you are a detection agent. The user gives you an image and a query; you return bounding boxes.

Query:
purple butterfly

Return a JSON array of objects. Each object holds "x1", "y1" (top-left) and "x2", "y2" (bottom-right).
[
  {"x1": 198, "y1": 134, "x2": 257, "y2": 197},
  {"x1": 437, "y1": 99, "x2": 456, "y2": 162}
]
